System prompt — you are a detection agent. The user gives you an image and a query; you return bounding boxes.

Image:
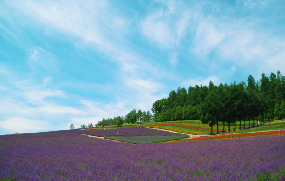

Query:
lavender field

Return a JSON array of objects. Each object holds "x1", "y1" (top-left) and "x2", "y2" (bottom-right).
[
  {"x1": 79, "y1": 127, "x2": 184, "y2": 136},
  {"x1": 80, "y1": 127, "x2": 188, "y2": 144},
  {"x1": 0, "y1": 128, "x2": 285, "y2": 180}
]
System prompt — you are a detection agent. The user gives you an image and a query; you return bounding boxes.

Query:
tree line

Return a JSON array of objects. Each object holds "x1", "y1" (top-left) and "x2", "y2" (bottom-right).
[
  {"x1": 96, "y1": 110, "x2": 153, "y2": 127},
  {"x1": 152, "y1": 71, "x2": 285, "y2": 133}
]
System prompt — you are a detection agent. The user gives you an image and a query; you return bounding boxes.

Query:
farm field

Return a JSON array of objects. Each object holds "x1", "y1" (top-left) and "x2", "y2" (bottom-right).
[
  {"x1": 0, "y1": 128, "x2": 285, "y2": 180},
  {"x1": 80, "y1": 127, "x2": 189, "y2": 144},
  {"x1": 143, "y1": 120, "x2": 285, "y2": 135}
]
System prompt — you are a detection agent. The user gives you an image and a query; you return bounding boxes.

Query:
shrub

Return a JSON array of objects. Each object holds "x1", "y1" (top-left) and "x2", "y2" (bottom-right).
[{"x1": 274, "y1": 117, "x2": 279, "y2": 120}]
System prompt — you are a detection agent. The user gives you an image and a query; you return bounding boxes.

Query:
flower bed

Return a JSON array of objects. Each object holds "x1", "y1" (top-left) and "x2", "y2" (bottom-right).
[
  {"x1": 146, "y1": 126, "x2": 205, "y2": 135},
  {"x1": 175, "y1": 130, "x2": 285, "y2": 142},
  {"x1": 152, "y1": 122, "x2": 211, "y2": 131}
]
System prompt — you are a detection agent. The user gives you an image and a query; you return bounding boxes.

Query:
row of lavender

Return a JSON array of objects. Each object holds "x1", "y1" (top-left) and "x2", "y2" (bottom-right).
[
  {"x1": 79, "y1": 127, "x2": 184, "y2": 136},
  {"x1": 1, "y1": 130, "x2": 285, "y2": 180},
  {"x1": 79, "y1": 127, "x2": 189, "y2": 144}
]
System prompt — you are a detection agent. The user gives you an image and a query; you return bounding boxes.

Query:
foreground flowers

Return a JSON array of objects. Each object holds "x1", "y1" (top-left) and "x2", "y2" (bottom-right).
[
  {"x1": 174, "y1": 130, "x2": 285, "y2": 142},
  {"x1": 0, "y1": 128, "x2": 284, "y2": 180}
]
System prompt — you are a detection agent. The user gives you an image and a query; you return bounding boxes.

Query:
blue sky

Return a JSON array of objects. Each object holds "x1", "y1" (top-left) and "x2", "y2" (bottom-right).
[{"x1": 0, "y1": 0, "x2": 285, "y2": 135}]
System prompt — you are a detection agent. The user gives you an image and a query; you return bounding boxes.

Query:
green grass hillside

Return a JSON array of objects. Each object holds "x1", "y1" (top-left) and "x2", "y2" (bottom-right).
[{"x1": 136, "y1": 120, "x2": 285, "y2": 135}]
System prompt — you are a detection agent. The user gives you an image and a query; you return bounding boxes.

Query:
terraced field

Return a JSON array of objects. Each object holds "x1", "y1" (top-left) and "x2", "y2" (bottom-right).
[{"x1": 144, "y1": 120, "x2": 285, "y2": 136}]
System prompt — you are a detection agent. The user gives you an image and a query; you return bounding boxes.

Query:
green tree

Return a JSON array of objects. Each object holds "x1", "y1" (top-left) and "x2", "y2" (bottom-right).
[
  {"x1": 88, "y1": 123, "x2": 93, "y2": 128},
  {"x1": 201, "y1": 83, "x2": 223, "y2": 134},
  {"x1": 260, "y1": 73, "x2": 270, "y2": 120},
  {"x1": 247, "y1": 75, "x2": 256, "y2": 91},
  {"x1": 175, "y1": 106, "x2": 183, "y2": 120},
  {"x1": 152, "y1": 99, "x2": 168, "y2": 114},
  {"x1": 280, "y1": 100, "x2": 285, "y2": 119},
  {"x1": 177, "y1": 87, "x2": 187, "y2": 107},
  {"x1": 116, "y1": 116, "x2": 124, "y2": 127},
  {"x1": 70, "y1": 124, "x2": 74, "y2": 130},
  {"x1": 187, "y1": 85, "x2": 200, "y2": 107},
  {"x1": 137, "y1": 109, "x2": 143, "y2": 122},
  {"x1": 142, "y1": 111, "x2": 152, "y2": 122},
  {"x1": 126, "y1": 109, "x2": 137, "y2": 124},
  {"x1": 168, "y1": 90, "x2": 177, "y2": 108},
  {"x1": 274, "y1": 102, "x2": 280, "y2": 119}
]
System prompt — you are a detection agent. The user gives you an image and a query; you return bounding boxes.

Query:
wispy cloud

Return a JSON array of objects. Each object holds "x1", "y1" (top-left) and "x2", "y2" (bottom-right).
[
  {"x1": 0, "y1": 76, "x2": 111, "y2": 133},
  {"x1": 191, "y1": 20, "x2": 226, "y2": 60},
  {"x1": 28, "y1": 47, "x2": 59, "y2": 72},
  {"x1": 142, "y1": 9, "x2": 174, "y2": 48},
  {"x1": 0, "y1": 117, "x2": 49, "y2": 134},
  {"x1": 175, "y1": 12, "x2": 190, "y2": 43}
]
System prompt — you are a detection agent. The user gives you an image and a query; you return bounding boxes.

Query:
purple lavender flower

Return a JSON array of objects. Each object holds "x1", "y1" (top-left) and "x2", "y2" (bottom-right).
[{"x1": 0, "y1": 129, "x2": 284, "y2": 180}]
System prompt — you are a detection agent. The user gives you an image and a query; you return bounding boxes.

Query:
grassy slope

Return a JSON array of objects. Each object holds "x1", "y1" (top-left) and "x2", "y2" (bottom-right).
[
  {"x1": 139, "y1": 120, "x2": 285, "y2": 135},
  {"x1": 87, "y1": 120, "x2": 285, "y2": 143}
]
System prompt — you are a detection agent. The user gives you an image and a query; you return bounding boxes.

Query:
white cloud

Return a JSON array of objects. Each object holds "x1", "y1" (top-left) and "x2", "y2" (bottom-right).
[
  {"x1": 6, "y1": 0, "x2": 164, "y2": 96},
  {"x1": 38, "y1": 105, "x2": 83, "y2": 115},
  {"x1": 80, "y1": 100, "x2": 129, "y2": 118},
  {"x1": 29, "y1": 49, "x2": 39, "y2": 61},
  {"x1": 176, "y1": 12, "x2": 190, "y2": 42},
  {"x1": 12, "y1": 78, "x2": 65, "y2": 105},
  {"x1": 122, "y1": 77, "x2": 165, "y2": 110},
  {"x1": 124, "y1": 77, "x2": 163, "y2": 94},
  {"x1": 28, "y1": 47, "x2": 58, "y2": 71},
  {"x1": 189, "y1": 14, "x2": 285, "y2": 75},
  {"x1": 0, "y1": 117, "x2": 49, "y2": 134},
  {"x1": 0, "y1": 23, "x2": 20, "y2": 43},
  {"x1": 0, "y1": 99, "x2": 37, "y2": 117},
  {"x1": 191, "y1": 20, "x2": 226, "y2": 59},
  {"x1": 142, "y1": 9, "x2": 173, "y2": 48},
  {"x1": 217, "y1": 26, "x2": 285, "y2": 74},
  {"x1": 262, "y1": 51, "x2": 285, "y2": 73},
  {"x1": 24, "y1": 89, "x2": 64, "y2": 104}
]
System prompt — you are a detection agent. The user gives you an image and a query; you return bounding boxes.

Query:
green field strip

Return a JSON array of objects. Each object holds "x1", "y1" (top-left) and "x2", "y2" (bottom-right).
[{"x1": 149, "y1": 125, "x2": 210, "y2": 134}]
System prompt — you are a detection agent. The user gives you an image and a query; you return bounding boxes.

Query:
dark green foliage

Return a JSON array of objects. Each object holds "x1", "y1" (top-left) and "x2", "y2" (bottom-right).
[
  {"x1": 69, "y1": 124, "x2": 74, "y2": 130},
  {"x1": 97, "y1": 71, "x2": 284, "y2": 132},
  {"x1": 151, "y1": 70, "x2": 285, "y2": 133},
  {"x1": 116, "y1": 116, "x2": 124, "y2": 127},
  {"x1": 126, "y1": 109, "x2": 137, "y2": 124},
  {"x1": 96, "y1": 110, "x2": 153, "y2": 127}
]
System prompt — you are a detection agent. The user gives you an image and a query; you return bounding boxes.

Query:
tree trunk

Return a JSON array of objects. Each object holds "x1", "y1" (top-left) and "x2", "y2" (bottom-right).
[
  {"x1": 228, "y1": 121, "x2": 230, "y2": 132},
  {"x1": 249, "y1": 120, "x2": 250, "y2": 128},
  {"x1": 211, "y1": 126, "x2": 213, "y2": 135},
  {"x1": 244, "y1": 120, "x2": 246, "y2": 128},
  {"x1": 239, "y1": 120, "x2": 241, "y2": 130},
  {"x1": 223, "y1": 121, "x2": 225, "y2": 132},
  {"x1": 216, "y1": 121, "x2": 219, "y2": 134}
]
